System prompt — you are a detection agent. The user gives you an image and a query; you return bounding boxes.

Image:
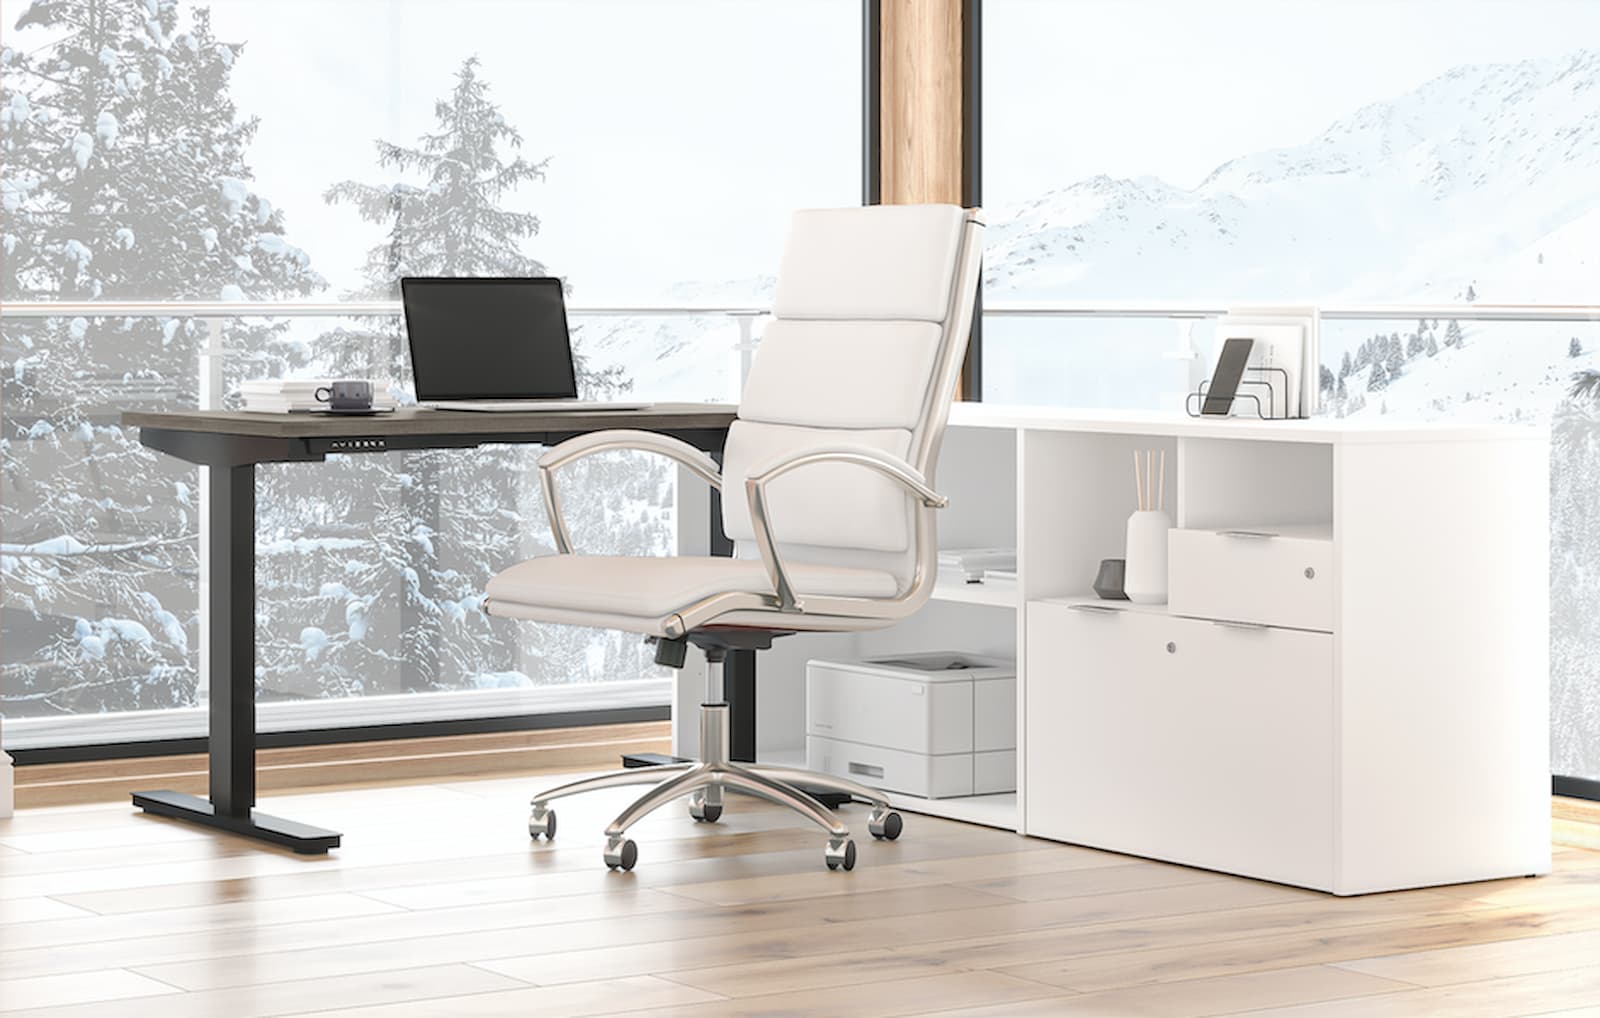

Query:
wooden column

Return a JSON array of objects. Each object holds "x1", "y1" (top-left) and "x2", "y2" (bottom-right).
[
  {"x1": 879, "y1": 0, "x2": 966, "y2": 205},
  {"x1": 876, "y1": 0, "x2": 981, "y2": 397}
]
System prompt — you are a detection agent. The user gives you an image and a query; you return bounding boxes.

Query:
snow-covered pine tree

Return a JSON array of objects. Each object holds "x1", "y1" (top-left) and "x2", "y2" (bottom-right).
[
  {"x1": 1551, "y1": 370, "x2": 1600, "y2": 777},
  {"x1": 1368, "y1": 361, "x2": 1388, "y2": 391},
  {"x1": 1426, "y1": 332, "x2": 1439, "y2": 357},
  {"x1": 1339, "y1": 351, "x2": 1352, "y2": 380},
  {"x1": 1319, "y1": 365, "x2": 1335, "y2": 394},
  {"x1": 317, "y1": 56, "x2": 550, "y2": 379},
  {"x1": 1, "y1": 0, "x2": 322, "y2": 714},
  {"x1": 1570, "y1": 337, "x2": 1584, "y2": 359},
  {"x1": 1384, "y1": 335, "x2": 1405, "y2": 380},
  {"x1": 1445, "y1": 320, "x2": 1463, "y2": 348},
  {"x1": 261, "y1": 57, "x2": 663, "y2": 701}
]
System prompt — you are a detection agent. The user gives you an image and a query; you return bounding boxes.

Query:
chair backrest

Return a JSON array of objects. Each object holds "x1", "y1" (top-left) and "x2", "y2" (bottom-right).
[{"x1": 721, "y1": 204, "x2": 984, "y2": 590}]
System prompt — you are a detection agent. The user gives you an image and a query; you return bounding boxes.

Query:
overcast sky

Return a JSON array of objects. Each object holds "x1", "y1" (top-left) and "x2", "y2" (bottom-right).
[{"x1": 208, "y1": 0, "x2": 860, "y2": 302}]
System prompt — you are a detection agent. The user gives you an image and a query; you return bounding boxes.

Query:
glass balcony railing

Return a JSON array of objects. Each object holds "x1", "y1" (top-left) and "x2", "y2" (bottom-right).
[
  {"x1": 8, "y1": 297, "x2": 1600, "y2": 761},
  {"x1": 0, "y1": 301, "x2": 764, "y2": 748},
  {"x1": 982, "y1": 300, "x2": 1600, "y2": 426}
]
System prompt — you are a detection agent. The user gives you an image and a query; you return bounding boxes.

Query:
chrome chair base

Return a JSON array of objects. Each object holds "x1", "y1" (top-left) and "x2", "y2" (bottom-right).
[{"x1": 528, "y1": 700, "x2": 902, "y2": 871}]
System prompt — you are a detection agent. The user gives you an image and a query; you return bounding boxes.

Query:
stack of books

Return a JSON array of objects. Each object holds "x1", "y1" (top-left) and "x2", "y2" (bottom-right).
[
  {"x1": 239, "y1": 379, "x2": 394, "y2": 413},
  {"x1": 937, "y1": 547, "x2": 1017, "y2": 585}
]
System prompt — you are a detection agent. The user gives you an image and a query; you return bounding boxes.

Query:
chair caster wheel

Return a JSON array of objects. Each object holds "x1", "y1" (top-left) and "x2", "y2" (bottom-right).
[
  {"x1": 529, "y1": 806, "x2": 556, "y2": 841},
  {"x1": 868, "y1": 809, "x2": 902, "y2": 841},
  {"x1": 689, "y1": 800, "x2": 723, "y2": 823},
  {"x1": 825, "y1": 837, "x2": 856, "y2": 871},
  {"x1": 604, "y1": 836, "x2": 638, "y2": 871}
]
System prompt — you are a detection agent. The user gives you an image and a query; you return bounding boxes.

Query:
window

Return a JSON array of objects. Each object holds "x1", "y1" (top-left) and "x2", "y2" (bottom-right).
[
  {"x1": 1, "y1": 0, "x2": 861, "y2": 746},
  {"x1": 982, "y1": 0, "x2": 1600, "y2": 785}
]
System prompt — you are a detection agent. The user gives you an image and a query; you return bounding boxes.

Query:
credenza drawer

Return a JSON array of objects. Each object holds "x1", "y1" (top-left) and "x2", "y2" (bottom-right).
[
  {"x1": 1026, "y1": 601, "x2": 1334, "y2": 890},
  {"x1": 1168, "y1": 526, "x2": 1334, "y2": 632}
]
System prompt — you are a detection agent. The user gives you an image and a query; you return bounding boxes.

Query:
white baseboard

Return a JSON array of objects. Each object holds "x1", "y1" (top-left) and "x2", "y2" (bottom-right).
[{"x1": 0, "y1": 751, "x2": 13, "y2": 818}]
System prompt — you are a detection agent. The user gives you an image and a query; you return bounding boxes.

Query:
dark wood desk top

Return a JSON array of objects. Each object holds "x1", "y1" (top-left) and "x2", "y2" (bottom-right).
[{"x1": 123, "y1": 403, "x2": 739, "y2": 438}]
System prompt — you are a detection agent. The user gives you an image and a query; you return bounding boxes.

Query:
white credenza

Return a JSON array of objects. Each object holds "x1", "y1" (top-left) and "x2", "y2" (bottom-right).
[{"x1": 779, "y1": 405, "x2": 1551, "y2": 895}]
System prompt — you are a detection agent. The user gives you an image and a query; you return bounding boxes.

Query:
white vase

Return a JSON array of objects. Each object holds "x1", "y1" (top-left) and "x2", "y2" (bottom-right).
[{"x1": 1124, "y1": 509, "x2": 1171, "y2": 605}]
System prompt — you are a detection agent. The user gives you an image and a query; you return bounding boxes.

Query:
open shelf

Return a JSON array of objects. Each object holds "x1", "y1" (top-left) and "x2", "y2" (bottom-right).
[
  {"x1": 1034, "y1": 592, "x2": 1173, "y2": 618},
  {"x1": 932, "y1": 576, "x2": 1018, "y2": 607}
]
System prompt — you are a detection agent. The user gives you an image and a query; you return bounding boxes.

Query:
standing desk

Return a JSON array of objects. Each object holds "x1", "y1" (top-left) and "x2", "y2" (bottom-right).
[{"x1": 122, "y1": 404, "x2": 743, "y2": 853}]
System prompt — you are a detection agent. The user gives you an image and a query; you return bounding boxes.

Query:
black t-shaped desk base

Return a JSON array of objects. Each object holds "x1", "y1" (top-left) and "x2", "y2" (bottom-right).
[
  {"x1": 124, "y1": 405, "x2": 743, "y2": 854},
  {"x1": 131, "y1": 790, "x2": 342, "y2": 853}
]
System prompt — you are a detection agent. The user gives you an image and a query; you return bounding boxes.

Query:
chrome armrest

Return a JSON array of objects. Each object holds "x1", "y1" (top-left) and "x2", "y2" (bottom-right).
[
  {"x1": 539, "y1": 429, "x2": 723, "y2": 554},
  {"x1": 743, "y1": 446, "x2": 948, "y2": 613}
]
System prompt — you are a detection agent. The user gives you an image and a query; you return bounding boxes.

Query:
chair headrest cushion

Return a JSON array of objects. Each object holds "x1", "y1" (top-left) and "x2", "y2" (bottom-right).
[{"x1": 771, "y1": 205, "x2": 967, "y2": 323}]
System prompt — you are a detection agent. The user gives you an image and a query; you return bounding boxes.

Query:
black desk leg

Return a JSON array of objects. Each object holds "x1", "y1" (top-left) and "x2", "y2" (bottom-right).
[
  {"x1": 132, "y1": 463, "x2": 342, "y2": 854},
  {"x1": 704, "y1": 462, "x2": 757, "y2": 763}
]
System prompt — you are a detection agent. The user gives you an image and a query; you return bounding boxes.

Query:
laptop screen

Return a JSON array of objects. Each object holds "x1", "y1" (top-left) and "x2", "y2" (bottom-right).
[{"x1": 401, "y1": 277, "x2": 579, "y2": 400}]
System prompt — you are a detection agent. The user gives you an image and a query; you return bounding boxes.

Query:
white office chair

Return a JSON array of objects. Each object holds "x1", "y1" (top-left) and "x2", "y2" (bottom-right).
[{"x1": 484, "y1": 205, "x2": 984, "y2": 871}]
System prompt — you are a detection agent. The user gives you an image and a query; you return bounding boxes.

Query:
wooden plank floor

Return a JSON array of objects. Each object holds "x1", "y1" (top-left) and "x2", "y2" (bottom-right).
[{"x1": 1, "y1": 777, "x2": 1598, "y2": 1017}]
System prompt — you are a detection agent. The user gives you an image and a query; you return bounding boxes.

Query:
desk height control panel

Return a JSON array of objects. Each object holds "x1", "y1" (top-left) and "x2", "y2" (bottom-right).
[{"x1": 316, "y1": 436, "x2": 389, "y2": 455}]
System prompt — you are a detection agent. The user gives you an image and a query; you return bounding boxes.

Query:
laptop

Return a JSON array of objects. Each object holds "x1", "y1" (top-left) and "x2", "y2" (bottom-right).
[{"x1": 401, "y1": 276, "x2": 649, "y2": 412}]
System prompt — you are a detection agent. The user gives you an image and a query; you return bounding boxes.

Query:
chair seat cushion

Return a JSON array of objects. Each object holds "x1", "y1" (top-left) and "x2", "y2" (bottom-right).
[{"x1": 486, "y1": 555, "x2": 899, "y2": 619}]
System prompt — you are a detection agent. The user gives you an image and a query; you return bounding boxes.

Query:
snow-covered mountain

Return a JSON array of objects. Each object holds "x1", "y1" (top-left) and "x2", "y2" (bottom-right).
[
  {"x1": 974, "y1": 49, "x2": 1600, "y2": 421},
  {"x1": 1341, "y1": 323, "x2": 1598, "y2": 425},
  {"x1": 592, "y1": 51, "x2": 1599, "y2": 423},
  {"x1": 574, "y1": 275, "x2": 774, "y2": 403},
  {"x1": 986, "y1": 49, "x2": 1600, "y2": 307}
]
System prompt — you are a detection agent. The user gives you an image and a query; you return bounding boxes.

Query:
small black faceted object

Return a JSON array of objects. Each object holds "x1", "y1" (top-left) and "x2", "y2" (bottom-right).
[{"x1": 1093, "y1": 558, "x2": 1130, "y2": 600}]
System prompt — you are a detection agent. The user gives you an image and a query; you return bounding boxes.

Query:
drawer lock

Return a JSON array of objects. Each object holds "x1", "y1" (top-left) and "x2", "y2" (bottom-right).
[
  {"x1": 1166, "y1": 642, "x2": 1177, "y2": 654},
  {"x1": 1304, "y1": 566, "x2": 1316, "y2": 579}
]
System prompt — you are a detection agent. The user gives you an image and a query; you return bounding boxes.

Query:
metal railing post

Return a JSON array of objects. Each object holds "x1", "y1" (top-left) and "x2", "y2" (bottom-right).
[{"x1": 732, "y1": 312, "x2": 762, "y2": 397}]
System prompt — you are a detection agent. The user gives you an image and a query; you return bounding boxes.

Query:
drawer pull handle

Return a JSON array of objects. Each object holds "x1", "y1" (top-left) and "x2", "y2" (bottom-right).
[
  {"x1": 848, "y1": 762, "x2": 885, "y2": 779},
  {"x1": 1068, "y1": 603, "x2": 1122, "y2": 614},
  {"x1": 1215, "y1": 529, "x2": 1279, "y2": 540},
  {"x1": 1212, "y1": 619, "x2": 1271, "y2": 632}
]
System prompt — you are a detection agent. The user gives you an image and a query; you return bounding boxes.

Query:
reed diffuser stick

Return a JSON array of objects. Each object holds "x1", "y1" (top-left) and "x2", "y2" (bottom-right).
[
  {"x1": 1133, "y1": 449, "x2": 1144, "y2": 512},
  {"x1": 1158, "y1": 449, "x2": 1166, "y2": 513},
  {"x1": 1145, "y1": 450, "x2": 1153, "y2": 513}
]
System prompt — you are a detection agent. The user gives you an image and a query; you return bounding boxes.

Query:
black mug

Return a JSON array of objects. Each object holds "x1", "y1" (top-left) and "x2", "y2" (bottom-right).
[{"x1": 314, "y1": 380, "x2": 373, "y2": 411}]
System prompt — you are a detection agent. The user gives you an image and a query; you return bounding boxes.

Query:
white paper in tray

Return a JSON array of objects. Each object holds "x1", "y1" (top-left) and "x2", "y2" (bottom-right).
[{"x1": 1212, "y1": 312, "x2": 1316, "y2": 418}]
